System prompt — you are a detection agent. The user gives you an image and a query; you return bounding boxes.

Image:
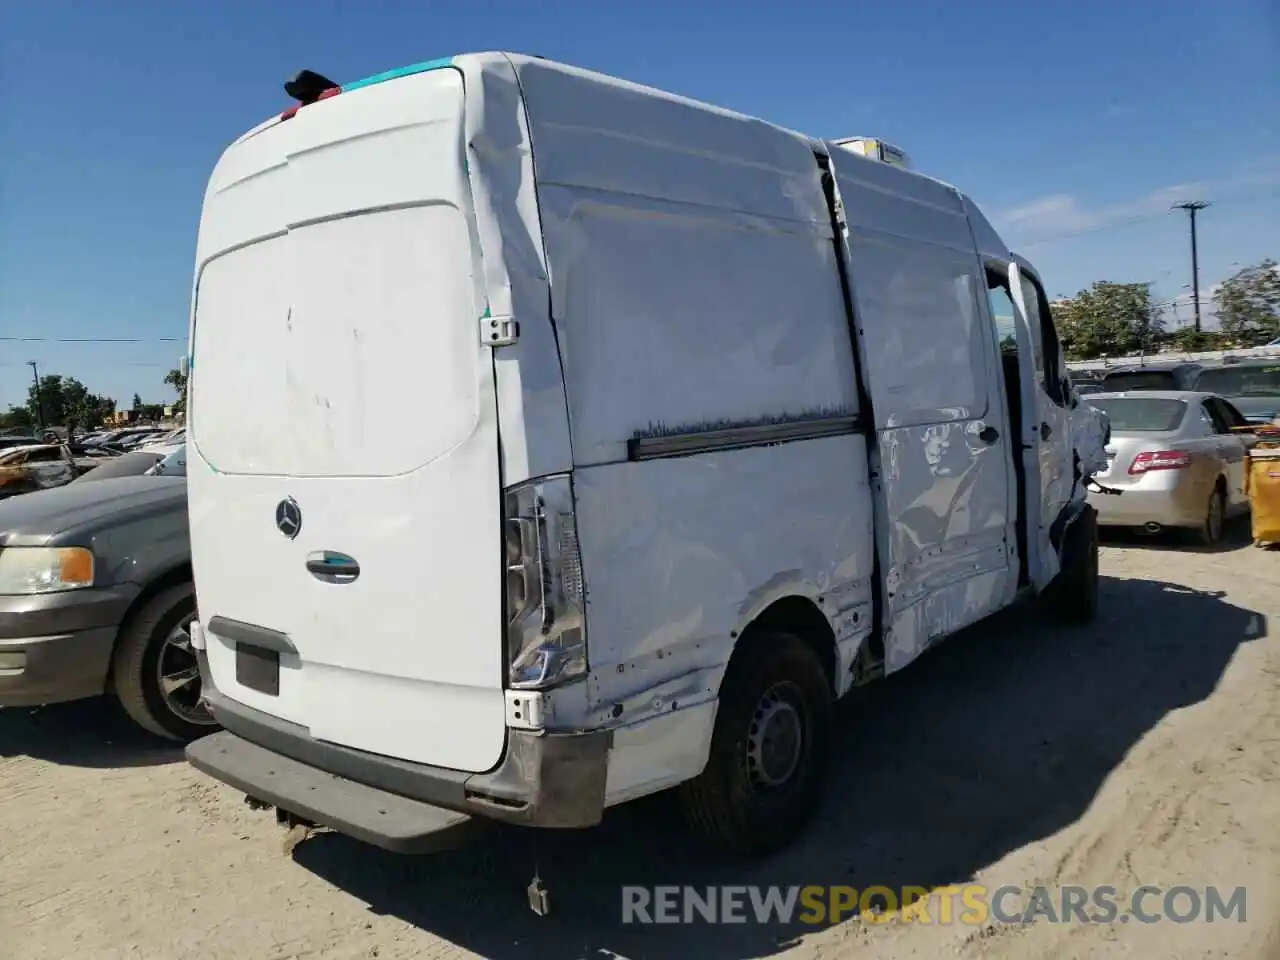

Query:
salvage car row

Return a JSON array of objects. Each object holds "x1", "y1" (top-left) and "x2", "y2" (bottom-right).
[
  {"x1": 0, "y1": 441, "x2": 209, "y2": 741},
  {"x1": 0, "y1": 426, "x2": 186, "y2": 499},
  {"x1": 1069, "y1": 359, "x2": 1279, "y2": 542},
  {"x1": 1071, "y1": 356, "x2": 1280, "y2": 424}
]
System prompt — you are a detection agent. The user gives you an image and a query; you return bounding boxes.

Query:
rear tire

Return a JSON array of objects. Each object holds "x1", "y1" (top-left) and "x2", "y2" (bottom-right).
[
  {"x1": 1045, "y1": 505, "x2": 1099, "y2": 624},
  {"x1": 112, "y1": 582, "x2": 218, "y2": 742},
  {"x1": 678, "y1": 629, "x2": 833, "y2": 855},
  {"x1": 1193, "y1": 484, "x2": 1226, "y2": 547}
]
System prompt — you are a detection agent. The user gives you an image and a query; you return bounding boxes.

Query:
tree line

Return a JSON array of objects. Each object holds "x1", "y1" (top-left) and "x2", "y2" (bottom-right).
[
  {"x1": 1054, "y1": 257, "x2": 1279, "y2": 361},
  {"x1": 0, "y1": 366, "x2": 187, "y2": 434}
]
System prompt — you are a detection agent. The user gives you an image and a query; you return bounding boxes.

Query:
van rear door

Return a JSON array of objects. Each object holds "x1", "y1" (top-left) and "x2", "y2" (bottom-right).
[{"x1": 188, "y1": 67, "x2": 508, "y2": 774}]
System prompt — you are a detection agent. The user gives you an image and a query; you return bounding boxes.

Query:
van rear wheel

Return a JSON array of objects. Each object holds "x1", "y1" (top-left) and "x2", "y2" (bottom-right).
[{"x1": 678, "y1": 629, "x2": 832, "y2": 855}]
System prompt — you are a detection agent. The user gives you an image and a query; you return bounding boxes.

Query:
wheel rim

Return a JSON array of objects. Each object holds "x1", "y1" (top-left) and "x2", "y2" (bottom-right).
[
  {"x1": 746, "y1": 683, "x2": 805, "y2": 791},
  {"x1": 1207, "y1": 492, "x2": 1224, "y2": 542},
  {"x1": 155, "y1": 614, "x2": 215, "y2": 726}
]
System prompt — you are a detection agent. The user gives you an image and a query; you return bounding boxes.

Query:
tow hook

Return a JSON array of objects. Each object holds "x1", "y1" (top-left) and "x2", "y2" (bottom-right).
[
  {"x1": 275, "y1": 808, "x2": 316, "y2": 831},
  {"x1": 274, "y1": 807, "x2": 317, "y2": 853},
  {"x1": 243, "y1": 796, "x2": 317, "y2": 853}
]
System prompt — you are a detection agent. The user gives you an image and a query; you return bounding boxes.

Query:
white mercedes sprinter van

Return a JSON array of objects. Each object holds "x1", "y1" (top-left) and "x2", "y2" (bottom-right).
[{"x1": 185, "y1": 53, "x2": 1108, "y2": 860}]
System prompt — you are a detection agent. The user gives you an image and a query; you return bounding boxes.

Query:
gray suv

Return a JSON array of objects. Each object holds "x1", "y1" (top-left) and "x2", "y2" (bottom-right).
[{"x1": 0, "y1": 449, "x2": 212, "y2": 741}]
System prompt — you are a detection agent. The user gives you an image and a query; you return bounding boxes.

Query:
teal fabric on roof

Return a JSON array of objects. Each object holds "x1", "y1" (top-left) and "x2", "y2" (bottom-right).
[{"x1": 343, "y1": 58, "x2": 455, "y2": 92}]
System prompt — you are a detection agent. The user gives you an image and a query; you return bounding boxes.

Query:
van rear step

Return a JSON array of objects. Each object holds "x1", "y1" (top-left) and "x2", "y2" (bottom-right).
[{"x1": 187, "y1": 731, "x2": 485, "y2": 854}]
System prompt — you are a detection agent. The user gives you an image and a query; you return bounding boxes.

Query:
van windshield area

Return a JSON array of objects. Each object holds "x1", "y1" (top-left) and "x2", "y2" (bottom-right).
[
  {"x1": 1193, "y1": 366, "x2": 1280, "y2": 397},
  {"x1": 1090, "y1": 397, "x2": 1187, "y2": 432},
  {"x1": 1100, "y1": 370, "x2": 1181, "y2": 391}
]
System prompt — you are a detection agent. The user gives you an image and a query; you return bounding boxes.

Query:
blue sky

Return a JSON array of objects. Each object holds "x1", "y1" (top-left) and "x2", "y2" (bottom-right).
[{"x1": 1, "y1": 0, "x2": 1277, "y2": 410}]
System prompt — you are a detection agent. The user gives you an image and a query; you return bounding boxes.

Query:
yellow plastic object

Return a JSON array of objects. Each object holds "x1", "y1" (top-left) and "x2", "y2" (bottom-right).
[{"x1": 1245, "y1": 443, "x2": 1280, "y2": 545}]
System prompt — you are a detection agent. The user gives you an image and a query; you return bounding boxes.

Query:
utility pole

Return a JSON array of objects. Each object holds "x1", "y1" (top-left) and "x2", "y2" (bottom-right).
[
  {"x1": 26, "y1": 361, "x2": 44, "y2": 432},
  {"x1": 1172, "y1": 201, "x2": 1210, "y2": 332}
]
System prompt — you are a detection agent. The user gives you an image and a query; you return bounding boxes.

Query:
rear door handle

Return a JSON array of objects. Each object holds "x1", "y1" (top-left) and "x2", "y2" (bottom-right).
[
  {"x1": 306, "y1": 551, "x2": 360, "y2": 584},
  {"x1": 978, "y1": 425, "x2": 1000, "y2": 444}
]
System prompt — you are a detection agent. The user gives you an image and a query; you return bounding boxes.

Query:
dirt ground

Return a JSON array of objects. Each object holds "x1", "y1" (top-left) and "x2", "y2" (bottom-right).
[{"x1": 2, "y1": 528, "x2": 1278, "y2": 960}]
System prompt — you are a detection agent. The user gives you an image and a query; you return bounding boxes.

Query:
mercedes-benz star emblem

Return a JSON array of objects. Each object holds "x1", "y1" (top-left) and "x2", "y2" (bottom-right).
[{"x1": 275, "y1": 497, "x2": 302, "y2": 540}]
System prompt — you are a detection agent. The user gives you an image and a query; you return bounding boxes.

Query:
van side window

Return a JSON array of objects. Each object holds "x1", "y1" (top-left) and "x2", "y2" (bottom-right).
[
  {"x1": 1018, "y1": 273, "x2": 1068, "y2": 407},
  {"x1": 989, "y1": 269, "x2": 1045, "y2": 384},
  {"x1": 850, "y1": 235, "x2": 990, "y2": 426},
  {"x1": 986, "y1": 284, "x2": 1019, "y2": 355}
]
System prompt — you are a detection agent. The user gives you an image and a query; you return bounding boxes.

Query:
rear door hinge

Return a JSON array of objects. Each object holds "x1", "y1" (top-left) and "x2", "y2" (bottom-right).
[{"x1": 482, "y1": 312, "x2": 519, "y2": 347}]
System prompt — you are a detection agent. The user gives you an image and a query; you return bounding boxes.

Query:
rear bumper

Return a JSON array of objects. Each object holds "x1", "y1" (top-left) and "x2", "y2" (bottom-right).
[
  {"x1": 186, "y1": 731, "x2": 485, "y2": 853},
  {"x1": 187, "y1": 653, "x2": 613, "y2": 852},
  {"x1": 1088, "y1": 484, "x2": 1208, "y2": 529}
]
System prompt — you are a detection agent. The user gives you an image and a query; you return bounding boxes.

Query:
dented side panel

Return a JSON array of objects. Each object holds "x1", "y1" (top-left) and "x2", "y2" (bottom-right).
[
  {"x1": 459, "y1": 55, "x2": 572, "y2": 484},
  {"x1": 570, "y1": 437, "x2": 876, "y2": 733},
  {"x1": 508, "y1": 55, "x2": 856, "y2": 468},
  {"x1": 828, "y1": 156, "x2": 1020, "y2": 674}
]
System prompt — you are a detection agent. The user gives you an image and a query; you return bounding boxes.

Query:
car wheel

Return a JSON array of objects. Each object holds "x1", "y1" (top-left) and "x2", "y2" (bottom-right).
[
  {"x1": 1195, "y1": 484, "x2": 1226, "y2": 547},
  {"x1": 678, "y1": 629, "x2": 832, "y2": 855},
  {"x1": 1045, "y1": 505, "x2": 1099, "y2": 624},
  {"x1": 112, "y1": 582, "x2": 218, "y2": 742}
]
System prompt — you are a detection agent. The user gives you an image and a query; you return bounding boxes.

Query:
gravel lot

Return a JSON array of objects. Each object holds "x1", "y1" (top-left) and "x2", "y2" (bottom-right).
[{"x1": 3, "y1": 529, "x2": 1277, "y2": 960}]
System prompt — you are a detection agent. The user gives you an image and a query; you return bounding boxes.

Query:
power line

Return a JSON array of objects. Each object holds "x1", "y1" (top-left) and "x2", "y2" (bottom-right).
[
  {"x1": 0, "y1": 336, "x2": 183, "y2": 343},
  {"x1": 1017, "y1": 211, "x2": 1164, "y2": 246},
  {"x1": 0, "y1": 360, "x2": 169, "y2": 367},
  {"x1": 1014, "y1": 185, "x2": 1277, "y2": 248}
]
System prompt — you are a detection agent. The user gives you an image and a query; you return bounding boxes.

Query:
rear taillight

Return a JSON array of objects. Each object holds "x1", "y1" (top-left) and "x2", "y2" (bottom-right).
[
  {"x1": 1129, "y1": 450, "x2": 1193, "y2": 474},
  {"x1": 504, "y1": 476, "x2": 587, "y2": 690}
]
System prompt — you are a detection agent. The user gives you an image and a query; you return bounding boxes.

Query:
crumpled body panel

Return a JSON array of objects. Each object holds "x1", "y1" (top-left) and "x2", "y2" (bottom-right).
[
  {"x1": 571, "y1": 436, "x2": 876, "y2": 730},
  {"x1": 1071, "y1": 399, "x2": 1112, "y2": 481}
]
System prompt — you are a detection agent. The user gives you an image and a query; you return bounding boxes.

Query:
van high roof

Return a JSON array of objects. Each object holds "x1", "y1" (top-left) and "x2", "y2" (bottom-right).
[{"x1": 240, "y1": 53, "x2": 928, "y2": 181}]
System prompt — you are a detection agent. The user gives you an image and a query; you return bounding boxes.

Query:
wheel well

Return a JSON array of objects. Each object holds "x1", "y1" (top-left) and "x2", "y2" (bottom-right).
[
  {"x1": 105, "y1": 564, "x2": 193, "y2": 690},
  {"x1": 740, "y1": 595, "x2": 838, "y2": 693}
]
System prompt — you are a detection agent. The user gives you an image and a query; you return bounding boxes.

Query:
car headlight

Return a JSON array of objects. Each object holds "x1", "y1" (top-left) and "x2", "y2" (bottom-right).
[{"x1": 0, "y1": 547, "x2": 95, "y2": 594}]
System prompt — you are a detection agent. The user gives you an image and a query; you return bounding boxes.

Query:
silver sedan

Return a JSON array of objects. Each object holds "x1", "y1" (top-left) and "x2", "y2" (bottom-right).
[{"x1": 1085, "y1": 391, "x2": 1255, "y2": 545}]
